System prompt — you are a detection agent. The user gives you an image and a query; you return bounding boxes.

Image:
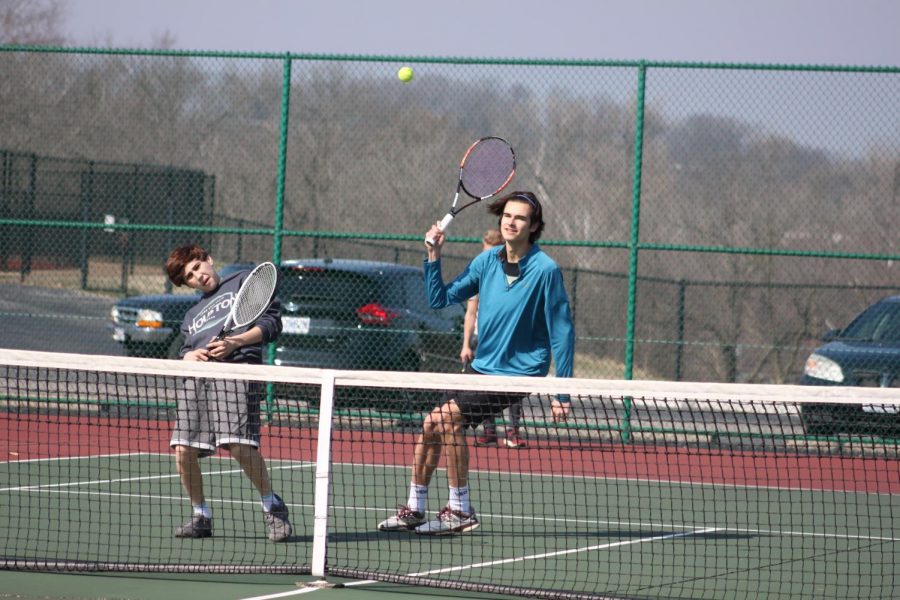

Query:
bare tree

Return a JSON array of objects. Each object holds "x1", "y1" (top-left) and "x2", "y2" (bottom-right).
[
  {"x1": 0, "y1": 0, "x2": 66, "y2": 45},
  {"x1": 151, "y1": 30, "x2": 177, "y2": 50}
]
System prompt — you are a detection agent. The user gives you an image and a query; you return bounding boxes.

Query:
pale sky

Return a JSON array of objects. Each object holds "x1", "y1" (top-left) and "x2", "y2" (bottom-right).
[{"x1": 63, "y1": 0, "x2": 898, "y2": 66}]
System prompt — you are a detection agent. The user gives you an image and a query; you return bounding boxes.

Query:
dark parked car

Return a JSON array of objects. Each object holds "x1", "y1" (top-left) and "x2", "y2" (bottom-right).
[
  {"x1": 799, "y1": 295, "x2": 900, "y2": 436},
  {"x1": 110, "y1": 259, "x2": 464, "y2": 373},
  {"x1": 274, "y1": 259, "x2": 465, "y2": 412},
  {"x1": 275, "y1": 258, "x2": 463, "y2": 373}
]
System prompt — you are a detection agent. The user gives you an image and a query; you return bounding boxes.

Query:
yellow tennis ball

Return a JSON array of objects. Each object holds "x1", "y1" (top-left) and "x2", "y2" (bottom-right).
[{"x1": 398, "y1": 66, "x2": 414, "y2": 83}]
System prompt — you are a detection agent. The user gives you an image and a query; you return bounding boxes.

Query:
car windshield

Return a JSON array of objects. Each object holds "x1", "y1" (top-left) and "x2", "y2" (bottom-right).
[
  {"x1": 279, "y1": 268, "x2": 388, "y2": 306},
  {"x1": 840, "y1": 301, "x2": 900, "y2": 343}
]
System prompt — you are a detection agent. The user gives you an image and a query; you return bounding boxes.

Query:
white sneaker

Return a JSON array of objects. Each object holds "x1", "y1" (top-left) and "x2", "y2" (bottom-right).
[
  {"x1": 264, "y1": 494, "x2": 292, "y2": 542},
  {"x1": 377, "y1": 505, "x2": 426, "y2": 531},
  {"x1": 415, "y1": 505, "x2": 479, "y2": 535}
]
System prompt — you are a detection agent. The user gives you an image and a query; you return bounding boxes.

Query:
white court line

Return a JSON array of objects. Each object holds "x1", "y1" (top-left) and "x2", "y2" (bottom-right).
[
  {"x1": 238, "y1": 578, "x2": 382, "y2": 600},
  {"x1": 2, "y1": 487, "x2": 318, "y2": 511},
  {"x1": 8, "y1": 487, "x2": 897, "y2": 544},
  {"x1": 355, "y1": 505, "x2": 900, "y2": 544},
  {"x1": 4, "y1": 453, "x2": 894, "y2": 543},
  {"x1": 14, "y1": 452, "x2": 892, "y2": 497},
  {"x1": 351, "y1": 459, "x2": 900, "y2": 497},
  {"x1": 235, "y1": 529, "x2": 723, "y2": 600},
  {"x1": 410, "y1": 527, "x2": 723, "y2": 577},
  {"x1": 3, "y1": 452, "x2": 303, "y2": 466},
  {"x1": 239, "y1": 584, "x2": 352, "y2": 600},
  {"x1": 2, "y1": 452, "x2": 159, "y2": 464},
  {"x1": 3, "y1": 471, "x2": 198, "y2": 492},
  {"x1": 239, "y1": 589, "x2": 323, "y2": 600},
  {"x1": 0, "y1": 458, "x2": 315, "y2": 493},
  {"x1": 5, "y1": 481, "x2": 895, "y2": 544}
]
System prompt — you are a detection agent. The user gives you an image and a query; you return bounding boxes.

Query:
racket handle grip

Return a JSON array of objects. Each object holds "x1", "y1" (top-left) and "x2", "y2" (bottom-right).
[{"x1": 426, "y1": 213, "x2": 455, "y2": 247}]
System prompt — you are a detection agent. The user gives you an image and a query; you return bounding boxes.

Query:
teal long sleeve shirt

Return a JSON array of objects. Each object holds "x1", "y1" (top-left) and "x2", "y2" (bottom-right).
[{"x1": 424, "y1": 244, "x2": 575, "y2": 379}]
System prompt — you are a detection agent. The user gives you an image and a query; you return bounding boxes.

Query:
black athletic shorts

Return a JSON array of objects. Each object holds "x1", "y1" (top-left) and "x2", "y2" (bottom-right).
[{"x1": 445, "y1": 363, "x2": 528, "y2": 429}]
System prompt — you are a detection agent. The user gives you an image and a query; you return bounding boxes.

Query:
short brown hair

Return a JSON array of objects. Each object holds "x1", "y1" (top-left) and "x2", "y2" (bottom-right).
[
  {"x1": 165, "y1": 244, "x2": 209, "y2": 286},
  {"x1": 487, "y1": 191, "x2": 545, "y2": 243}
]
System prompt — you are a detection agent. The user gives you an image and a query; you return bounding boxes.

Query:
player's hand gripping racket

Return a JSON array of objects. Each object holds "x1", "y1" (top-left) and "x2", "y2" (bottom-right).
[
  {"x1": 425, "y1": 136, "x2": 516, "y2": 246},
  {"x1": 213, "y1": 261, "x2": 279, "y2": 343}
]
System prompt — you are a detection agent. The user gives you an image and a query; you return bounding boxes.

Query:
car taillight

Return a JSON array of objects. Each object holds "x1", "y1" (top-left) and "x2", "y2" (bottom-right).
[{"x1": 356, "y1": 303, "x2": 398, "y2": 326}]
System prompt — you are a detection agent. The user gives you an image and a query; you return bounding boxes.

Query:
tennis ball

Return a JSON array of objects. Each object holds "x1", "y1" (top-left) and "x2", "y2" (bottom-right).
[{"x1": 397, "y1": 66, "x2": 414, "y2": 83}]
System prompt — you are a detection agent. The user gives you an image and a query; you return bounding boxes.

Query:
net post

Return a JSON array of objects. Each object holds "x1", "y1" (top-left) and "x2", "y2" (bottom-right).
[{"x1": 311, "y1": 370, "x2": 336, "y2": 578}]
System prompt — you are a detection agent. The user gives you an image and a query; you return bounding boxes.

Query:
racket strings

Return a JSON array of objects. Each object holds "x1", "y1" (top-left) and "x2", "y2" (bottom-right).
[
  {"x1": 460, "y1": 138, "x2": 515, "y2": 198},
  {"x1": 231, "y1": 264, "x2": 278, "y2": 327}
]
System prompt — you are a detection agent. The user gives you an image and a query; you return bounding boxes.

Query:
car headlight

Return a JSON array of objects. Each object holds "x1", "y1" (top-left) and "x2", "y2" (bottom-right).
[
  {"x1": 110, "y1": 306, "x2": 120, "y2": 322},
  {"x1": 135, "y1": 309, "x2": 165, "y2": 328},
  {"x1": 803, "y1": 353, "x2": 844, "y2": 383}
]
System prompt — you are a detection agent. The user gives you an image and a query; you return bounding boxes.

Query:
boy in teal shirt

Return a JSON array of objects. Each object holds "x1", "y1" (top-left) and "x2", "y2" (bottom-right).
[{"x1": 378, "y1": 191, "x2": 575, "y2": 535}]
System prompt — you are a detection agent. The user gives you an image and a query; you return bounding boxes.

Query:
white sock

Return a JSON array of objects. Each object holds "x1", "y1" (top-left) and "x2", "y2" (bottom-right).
[
  {"x1": 193, "y1": 502, "x2": 211, "y2": 519},
  {"x1": 407, "y1": 483, "x2": 428, "y2": 513},
  {"x1": 260, "y1": 492, "x2": 276, "y2": 512},
  {"x1": 448, "y1": 486, "x2": 471, "y2": 513}
]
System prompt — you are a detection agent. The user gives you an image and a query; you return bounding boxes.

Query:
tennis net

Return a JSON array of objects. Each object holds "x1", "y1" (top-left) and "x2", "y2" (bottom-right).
[{"x1": 1, "y1": 349, "x2": 899, "y2": 599}]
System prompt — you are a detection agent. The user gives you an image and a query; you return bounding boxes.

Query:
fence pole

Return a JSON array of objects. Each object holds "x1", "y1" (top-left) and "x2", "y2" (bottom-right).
[
  {"x1": 264, "y1": 54, "x2": 294, "y2": 420},
  {"x1": 273, "y1": 54, "x2": 292, "y2": 267},
  {"x1": 676, "y1": 279, "x2": 686, "y2": 381},
  {"x1": 621, "y1": 62, "x2": 648, "y2": 443}
]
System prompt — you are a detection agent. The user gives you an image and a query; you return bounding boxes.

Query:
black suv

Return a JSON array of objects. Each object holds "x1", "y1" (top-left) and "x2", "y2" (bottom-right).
[
  {"x1": 110, "y1": 259, "x2": 464, "y2": 373},
  {"x1": 275, "y1": 258, "x2": 463, "y2": 373},
  {"x1": 799, "y1": 295, "x2": 900, "y2": 435}
]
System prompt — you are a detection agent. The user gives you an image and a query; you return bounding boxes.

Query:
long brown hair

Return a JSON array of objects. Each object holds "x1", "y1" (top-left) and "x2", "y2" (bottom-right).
[{"x1": 487, "y1": 191, "x2": 545, "y2": 243}]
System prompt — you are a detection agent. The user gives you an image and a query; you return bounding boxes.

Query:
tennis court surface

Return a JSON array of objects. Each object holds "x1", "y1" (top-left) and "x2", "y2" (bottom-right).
[{"x1": 2, "y1": 349, "x2": 899, "y2": 599}]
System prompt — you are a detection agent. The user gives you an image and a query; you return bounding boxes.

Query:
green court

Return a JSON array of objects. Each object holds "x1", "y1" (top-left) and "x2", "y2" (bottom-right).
[{"x1": 3, "y1": 448, "x2": 898, "y2": 599}]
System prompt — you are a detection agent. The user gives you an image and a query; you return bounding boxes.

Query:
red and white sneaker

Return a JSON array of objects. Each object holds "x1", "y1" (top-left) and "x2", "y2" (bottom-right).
[
  {"x1": 415, "y1": 505, "x2": 480, "y2": 535},
  {"x1": 377, "y1": 505, "x2": 426, "y2": 531},
  {"x1": 474, "y1": 432, "x2": 498, "y2": 446},
  {"x1": 503, "y1": 428, "x2": 526, "y2": 448}
]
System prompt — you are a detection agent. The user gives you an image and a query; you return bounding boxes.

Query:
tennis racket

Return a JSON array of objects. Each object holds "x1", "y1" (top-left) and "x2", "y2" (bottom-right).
[
  {"x1": 425, "y1": 136, "x2": 516, "y2": 246},
  {"x1": 213, "y1": 261, "x2": 279, "y2": 341}
]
